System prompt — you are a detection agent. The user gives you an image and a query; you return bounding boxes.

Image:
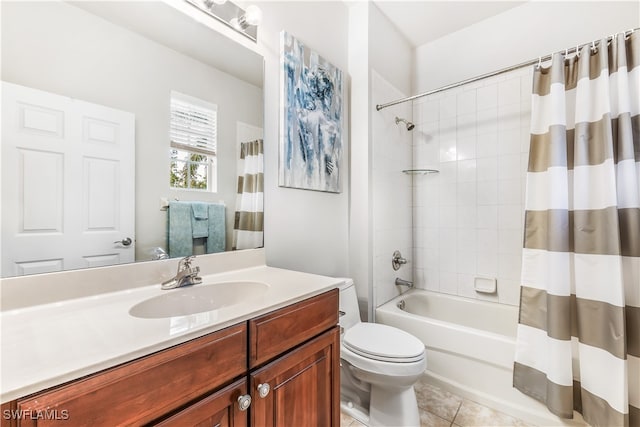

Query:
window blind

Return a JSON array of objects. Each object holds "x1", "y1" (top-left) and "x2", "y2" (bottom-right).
[{"x1": 170, "y1": 92, "x2": 217, "y2": 156}]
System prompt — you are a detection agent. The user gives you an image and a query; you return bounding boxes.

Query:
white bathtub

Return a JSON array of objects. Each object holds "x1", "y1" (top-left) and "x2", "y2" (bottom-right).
[{"x1": 376, "y1": 289, "x2": 583, "y2": 426}]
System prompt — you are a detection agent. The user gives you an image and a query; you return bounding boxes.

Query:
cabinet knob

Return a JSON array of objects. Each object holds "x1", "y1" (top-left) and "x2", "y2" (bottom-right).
[
  {"x1": 257, "y1": 383, "x2": 270, "y2": 398},
  {"x1": 237, "y1": 394, "x2": 252, "y2": 411}
]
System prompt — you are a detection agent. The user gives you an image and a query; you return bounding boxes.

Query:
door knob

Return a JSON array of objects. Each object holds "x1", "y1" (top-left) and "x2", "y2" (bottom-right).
[
  {"x1": 114, "y1": 237, "x2": 132, "y2": 246},
  {"x1": 237, "y1": 394, "x2": 252, "y2": 411},
  {"x1": 257, "y1": 383, "x2": 270, "y2": 398}
]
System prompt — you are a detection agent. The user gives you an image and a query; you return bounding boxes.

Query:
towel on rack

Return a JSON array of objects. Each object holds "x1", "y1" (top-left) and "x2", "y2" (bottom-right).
[
  {"x1": 206, "y1": 203, "x2": 226, "y2": 253},
  {"x1": 191, "y1": 202, "x2": 209, "y2": 238},
  {"x1": 168, "y1": 201, "x2": 193, "y2": 257}
]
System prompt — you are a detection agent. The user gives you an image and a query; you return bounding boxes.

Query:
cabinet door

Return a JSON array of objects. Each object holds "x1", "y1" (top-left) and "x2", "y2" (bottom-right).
[
  {"x1": 249, "y1": 328, "x2": 340, "y2": 427},
  {"x1": 152, "y1": 379, "x2": 249, "y2": 427}
]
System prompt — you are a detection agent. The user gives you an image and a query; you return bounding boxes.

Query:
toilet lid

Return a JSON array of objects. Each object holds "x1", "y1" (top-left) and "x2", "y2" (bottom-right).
[{"x1": 343, "y1": 323, "x2": 425, "y2": 362}]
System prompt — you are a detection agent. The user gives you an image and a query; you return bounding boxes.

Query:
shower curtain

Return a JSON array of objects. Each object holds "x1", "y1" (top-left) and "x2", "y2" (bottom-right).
[
  {"x1": 513, "y1": 32, "x2": 639, "y2": 427},
  {"x1": 232, "y1": 139, "x2": 264, "y2": 250}
]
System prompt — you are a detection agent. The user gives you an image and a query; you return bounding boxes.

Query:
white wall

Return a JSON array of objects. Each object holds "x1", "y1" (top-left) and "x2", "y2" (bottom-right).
[
  {"x1": 371, "y1": 71, "x2": 412, "y2": 308},
  {"x1": 348, "y1": 2, "x2": 373, "y2": 318},
  {"x1": 368, "y1": 5, "x2": 414, "y2": 313},
  {"x1": 411, "y1": 1, "x2": 639, "y2": 305},
  {"x1": 415, "y1": 1, "x2": 640, "y2": 92},
  {"x1": 1, "y1": 2, "x2": 263, "y2": 260},
  {"x1": 257, "y1": 2, "x2": 351, "y2": 277},
  {"x1": 348, "y1": 2, "x2": 414, "y2": 318},
  {"x1": 368, "y1": 4, "x2": 414, "y2": 97}
]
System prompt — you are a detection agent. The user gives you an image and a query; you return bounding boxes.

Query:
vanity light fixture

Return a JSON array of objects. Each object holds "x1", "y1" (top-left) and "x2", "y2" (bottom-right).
[
  {"x1": 186, "y1": 0, "x2": 261, "y2": 42},
  {"x1": 230, "y1": 5, "x2": 263, "y2": 31}
]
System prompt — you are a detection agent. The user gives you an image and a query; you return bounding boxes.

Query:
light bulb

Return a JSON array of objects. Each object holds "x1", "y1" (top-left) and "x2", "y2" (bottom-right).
[
  {"x1": 244, "y1": 5, "x2": 262, "y2": 26},
  {"x1": 229, "y1": 17, "x2": 242, "y2": 30}
]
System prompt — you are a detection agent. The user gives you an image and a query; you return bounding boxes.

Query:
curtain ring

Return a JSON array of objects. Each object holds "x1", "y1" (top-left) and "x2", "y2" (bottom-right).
[
  {"x1": 536, "y1": 56, "x2": 542, "y2": 70},
  {"x1": 576, "y1": 44, "x2": 580, "y2": 57},
  {"x1": 591, "y1": 40, "x2": 597, "y2": 53}
]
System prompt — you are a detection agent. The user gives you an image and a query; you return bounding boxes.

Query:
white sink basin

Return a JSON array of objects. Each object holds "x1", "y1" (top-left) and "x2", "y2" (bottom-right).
[{"x1": 129, "y1": 281, "x2": 269, "y2": 319}]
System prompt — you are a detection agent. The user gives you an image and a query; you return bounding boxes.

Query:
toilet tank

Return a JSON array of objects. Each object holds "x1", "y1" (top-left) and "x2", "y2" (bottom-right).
[{"x1": 338, "y1": 279, "x2": 361, "y2": 330}]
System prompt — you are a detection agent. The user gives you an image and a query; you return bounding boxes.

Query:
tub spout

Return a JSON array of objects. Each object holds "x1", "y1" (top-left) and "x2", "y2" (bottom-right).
[{"x1": 395, "y1": 278, "x2": 413, "y2": 288}]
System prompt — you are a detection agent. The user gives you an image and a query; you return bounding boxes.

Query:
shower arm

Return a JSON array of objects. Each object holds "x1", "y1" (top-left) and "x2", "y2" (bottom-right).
[{"x1": 395, "y1": 116, "x2": 415, "y2": 131}]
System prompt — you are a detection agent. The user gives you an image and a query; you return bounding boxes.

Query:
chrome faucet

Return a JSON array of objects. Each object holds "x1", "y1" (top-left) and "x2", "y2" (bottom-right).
[
  {"x1": 395, "y1": 277, "x2": 414, "y2": 288},
  {"x1": 161, "y1": 256, "x2": 202, "y2": 290}
]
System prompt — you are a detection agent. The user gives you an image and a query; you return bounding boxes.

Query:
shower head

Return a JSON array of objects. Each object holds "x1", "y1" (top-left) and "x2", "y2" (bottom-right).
[{"x1": 395, "y1": 116, "x2": 415, "y2": 131}]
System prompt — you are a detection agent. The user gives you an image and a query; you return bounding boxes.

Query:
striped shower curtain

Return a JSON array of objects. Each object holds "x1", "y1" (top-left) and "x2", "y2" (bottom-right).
[
  {"x1": 232, "y1": 140, "x2": 264, "y2": 250},
  {"x1": 513, "y1": 32, "x2": 639, "y2": 427}
]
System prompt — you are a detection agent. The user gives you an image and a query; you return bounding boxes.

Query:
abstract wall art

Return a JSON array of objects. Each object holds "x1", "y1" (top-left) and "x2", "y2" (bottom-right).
[{"x1": 279, "y1": 31, "x2": 343, "y2": 193}]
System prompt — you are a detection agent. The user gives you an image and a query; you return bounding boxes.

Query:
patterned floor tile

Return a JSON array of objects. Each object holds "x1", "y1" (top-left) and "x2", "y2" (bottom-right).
[
  {"x1": 453, "y1": 399, "x2": 535, "y2": 427},
  {"x1": 414, "y1": 378, "x2": 463, "y2": 422},
  {"x1": 420, "y1": 408, "x2": 453, "y2": 427},
  {"x1": 342, "y1": 378, "x2": 535, "y2": 427},
  {"x1": 340, "y1": 411, "x2": 367, "y2": 427}
]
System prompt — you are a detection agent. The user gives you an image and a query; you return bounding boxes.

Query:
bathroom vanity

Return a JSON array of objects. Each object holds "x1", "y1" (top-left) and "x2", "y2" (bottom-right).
[
  {"x1": 0, "y1": 251, "x2": 342, "y2": 426},
  {"x1": 2, "y1": 290, "x2": 338, "y2": 426}
]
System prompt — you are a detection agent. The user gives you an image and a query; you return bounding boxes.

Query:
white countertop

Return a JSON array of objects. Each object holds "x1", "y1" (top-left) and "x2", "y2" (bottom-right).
[{"x1": 0, "y1": 265, "x2": 342, "y2": 403}]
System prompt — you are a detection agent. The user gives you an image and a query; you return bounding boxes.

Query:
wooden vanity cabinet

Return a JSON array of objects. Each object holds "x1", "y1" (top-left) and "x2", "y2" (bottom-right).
[
  {"x1": 2, "y1": 289, "x2": 339, "y2": 427},
  {"x1": 249, "y1": 289, "x2": 339, "y2": 369},
  {"x1": 13, "y1": 324, "x2": 248, "y2": 427},
  {"x1": 250, "y1": 328, "x2": 340, "y2": 427},
  {"x1": 249, "y1": 289, "x2": 340, "y2": 427},
  {"x1": 152, "y1": 379, "x2": 249, "y2": 427}
]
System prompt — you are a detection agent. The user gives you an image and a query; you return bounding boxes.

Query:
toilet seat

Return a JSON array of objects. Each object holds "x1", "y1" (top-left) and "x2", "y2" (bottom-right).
[{"x1": 343, "y1": 323, "x2": 425, "y2": 363}]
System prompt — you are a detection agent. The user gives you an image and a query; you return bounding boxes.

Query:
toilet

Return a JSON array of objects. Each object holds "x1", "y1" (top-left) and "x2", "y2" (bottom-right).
[{"x1": 338, "y1": 279, "x2": 426, "y2": 427}]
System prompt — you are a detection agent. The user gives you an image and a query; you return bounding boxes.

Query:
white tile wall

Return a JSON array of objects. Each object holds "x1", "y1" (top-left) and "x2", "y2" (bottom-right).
[
  {"x1": 372, "y1": 71, "x2": 413, "y2": 308},
  {"x1": 412, "y1": 67, "x2": 533, "y2": 306}
]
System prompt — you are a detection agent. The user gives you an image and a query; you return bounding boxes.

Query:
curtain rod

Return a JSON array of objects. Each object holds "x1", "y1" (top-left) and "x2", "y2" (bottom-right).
[{"x1": 375, "y1": 28, "x2": 638, "y2": 111}]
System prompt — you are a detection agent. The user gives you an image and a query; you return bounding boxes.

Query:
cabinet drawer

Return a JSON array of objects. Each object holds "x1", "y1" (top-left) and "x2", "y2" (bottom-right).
[
  {"x1": 16, "y1": 323, "x2": 246, "y2": 427},
  {"x1": 249, "y1": 289, "x2": 338, "y2": 368}
]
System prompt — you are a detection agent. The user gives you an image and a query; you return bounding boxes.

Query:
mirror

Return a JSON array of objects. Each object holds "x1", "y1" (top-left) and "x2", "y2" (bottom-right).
[{"x1": 1, "y1": 1, "x2": 264, "y2": 278}]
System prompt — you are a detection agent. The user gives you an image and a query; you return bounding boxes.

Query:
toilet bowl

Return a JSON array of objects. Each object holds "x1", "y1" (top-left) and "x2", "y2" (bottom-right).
[{"x1": 338, "y1": 279, "x2": 426, "y2": 427}]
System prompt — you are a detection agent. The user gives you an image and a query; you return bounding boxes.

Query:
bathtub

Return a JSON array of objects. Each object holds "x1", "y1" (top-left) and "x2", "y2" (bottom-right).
[{"x1": 376, "y1": 289, "x2": 582, "y2": 426}]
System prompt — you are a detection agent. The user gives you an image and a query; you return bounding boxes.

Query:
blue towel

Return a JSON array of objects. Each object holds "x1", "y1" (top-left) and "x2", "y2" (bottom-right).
[
  {"x1": 206, "y1": 203, "x2": 226, "y2": 253},
  {"x1": 191, "y1": 202, "x2": 209, "y2": 238},
  {"x1": 168, "y1": 201, "x2": 193, "y2": 257}
]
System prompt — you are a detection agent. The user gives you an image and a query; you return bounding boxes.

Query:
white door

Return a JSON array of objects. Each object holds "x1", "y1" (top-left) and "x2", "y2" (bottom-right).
[{"x1": 1, "y1": 81, "x2": 135, "y2": 277}]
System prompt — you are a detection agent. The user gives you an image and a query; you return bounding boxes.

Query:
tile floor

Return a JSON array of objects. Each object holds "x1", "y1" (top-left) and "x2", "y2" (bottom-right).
[{"x1": 340, "y1": 377, "x2": 534, "y2": 427}]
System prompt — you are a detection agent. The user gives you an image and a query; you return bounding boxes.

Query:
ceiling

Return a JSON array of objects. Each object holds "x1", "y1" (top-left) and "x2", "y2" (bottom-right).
[{"x1": 372, "y1": 1, "x2": 526, "y2": 47}]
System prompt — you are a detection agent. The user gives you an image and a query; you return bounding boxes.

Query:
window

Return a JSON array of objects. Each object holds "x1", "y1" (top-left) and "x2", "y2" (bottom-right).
[{"x1": 169, "y1": 91, "x2": 217, "y2": 192}]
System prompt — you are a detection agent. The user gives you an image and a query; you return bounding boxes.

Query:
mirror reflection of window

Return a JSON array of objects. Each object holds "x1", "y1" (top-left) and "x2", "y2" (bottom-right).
[{"x1": 169, "y1": 91, "x2": 218, "y2": 192}]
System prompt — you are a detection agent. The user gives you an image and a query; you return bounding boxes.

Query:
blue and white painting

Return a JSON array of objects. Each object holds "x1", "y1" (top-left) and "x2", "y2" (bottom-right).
[{"x1": 279, "y1": 31, "x2": 343, "y2": 193}]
